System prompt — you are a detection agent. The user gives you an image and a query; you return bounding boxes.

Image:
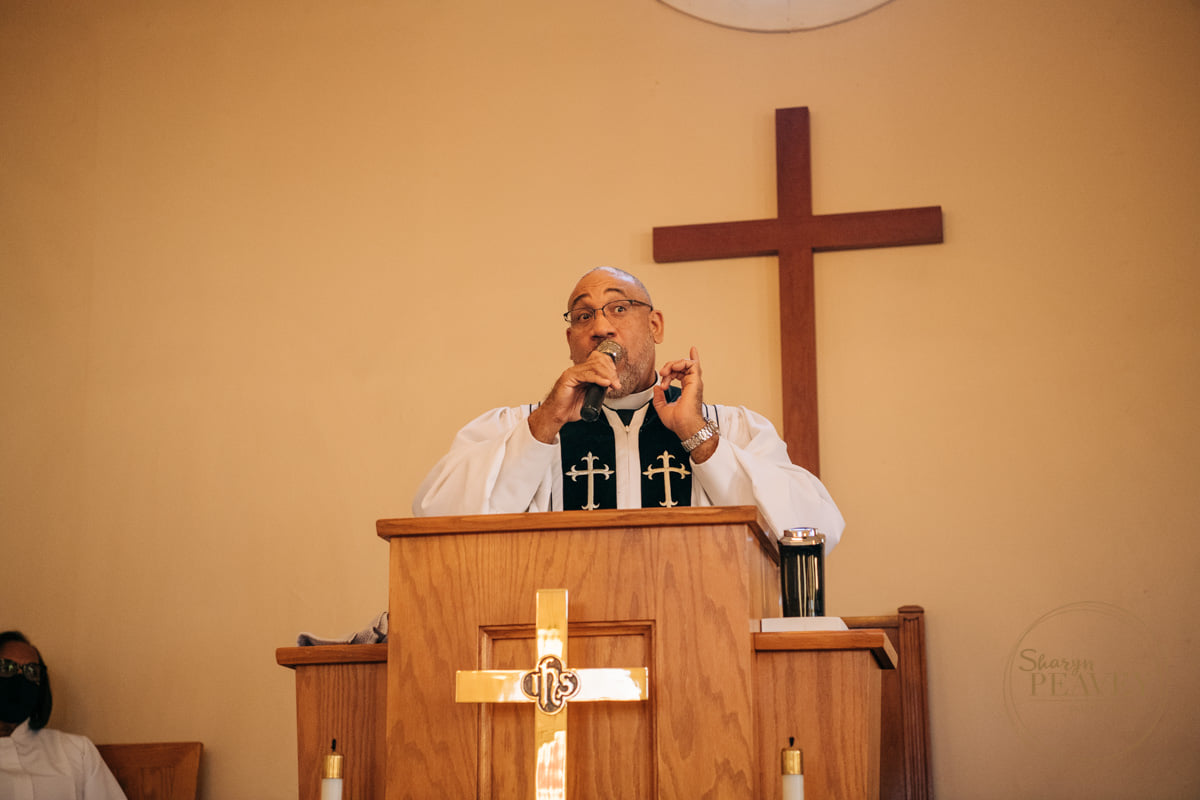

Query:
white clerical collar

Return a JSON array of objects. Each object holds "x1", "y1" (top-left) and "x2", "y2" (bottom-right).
[
  {"x1": 604, "y1": 386, "x2": 656, "y2": 411},
  {"x1": 7, "y1": 719, "x2": 34, "y2": 742}
]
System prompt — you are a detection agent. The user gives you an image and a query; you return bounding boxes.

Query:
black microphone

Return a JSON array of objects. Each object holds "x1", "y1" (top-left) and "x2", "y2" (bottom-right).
[{"x1": 579, "y1": 340, "x2": 625, "y2": 422}]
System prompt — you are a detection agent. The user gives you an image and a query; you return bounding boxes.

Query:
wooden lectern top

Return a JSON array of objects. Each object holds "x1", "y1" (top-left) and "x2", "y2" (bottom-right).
[{"x1": 376, "y1": 505, "x2": 779, "y2": 562}]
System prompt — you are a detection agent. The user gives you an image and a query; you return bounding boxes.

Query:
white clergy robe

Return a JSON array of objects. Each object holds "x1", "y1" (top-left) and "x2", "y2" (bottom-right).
[{"x1": 412, "y1": 387, "x2": 845, "y2": 548}]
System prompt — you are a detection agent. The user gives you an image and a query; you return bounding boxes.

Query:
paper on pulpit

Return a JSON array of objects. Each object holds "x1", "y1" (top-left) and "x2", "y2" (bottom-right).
[{"x1": 759, "y1": 616, "x2": 848, "y2": 632}]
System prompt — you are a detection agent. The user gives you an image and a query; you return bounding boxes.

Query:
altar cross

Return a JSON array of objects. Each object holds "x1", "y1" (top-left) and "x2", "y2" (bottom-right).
[
  {"x1": 455, "y1": 588, "x2": 649, "y2": 800},
  {"x1": 653, "y1": 107, "x2": 944, "y2": 475}
]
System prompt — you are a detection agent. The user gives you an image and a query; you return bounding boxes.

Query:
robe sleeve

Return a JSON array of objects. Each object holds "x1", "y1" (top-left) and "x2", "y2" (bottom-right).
[
  {"x1": 690, "y1": 405, "x2": 846, "y2": 550},
  {"x1": 81, "y1": 738, "x2": 128, "y2": 800},
  {"x1": 412, "y1": 406, "x2": 559, "y2": 516}
]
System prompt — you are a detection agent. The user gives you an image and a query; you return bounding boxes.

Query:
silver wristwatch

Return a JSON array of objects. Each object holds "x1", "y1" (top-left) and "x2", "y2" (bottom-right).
[{"x1": 681, "y1": 419, "x2": 719, "y2": 454}]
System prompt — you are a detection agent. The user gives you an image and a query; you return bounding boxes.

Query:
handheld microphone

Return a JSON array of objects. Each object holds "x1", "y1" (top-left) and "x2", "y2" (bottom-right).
[{"x1": 579, "y1": 340, "x2": 625, "y2": 422}]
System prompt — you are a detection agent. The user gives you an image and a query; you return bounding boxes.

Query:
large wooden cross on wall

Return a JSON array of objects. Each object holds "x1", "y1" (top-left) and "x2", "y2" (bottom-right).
[{"x1": 653, "y1": 107, "x2": 944, "y2": 476}]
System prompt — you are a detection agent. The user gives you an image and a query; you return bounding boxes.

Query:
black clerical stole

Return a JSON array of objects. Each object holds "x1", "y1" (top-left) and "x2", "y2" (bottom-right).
[{"x1": 559, "y1": 387, "x2": 693, "y2": 511}]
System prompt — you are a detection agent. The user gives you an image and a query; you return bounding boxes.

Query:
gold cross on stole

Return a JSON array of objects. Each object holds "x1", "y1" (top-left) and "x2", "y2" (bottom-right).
[
  {"x1": 564, "y1": 452, "x2": 614, "y2": 510},
  {"x1": 455, "y1": 588, "x2": 650, "y2": 800},
  {"x1": 642, "y1": 451, "x2": 690, "y2": 508}
]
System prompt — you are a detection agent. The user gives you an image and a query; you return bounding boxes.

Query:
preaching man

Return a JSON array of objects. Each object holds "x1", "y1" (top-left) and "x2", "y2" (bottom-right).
[{"x1": 412, "y1": 266, "x2": 845, "y2": 547}]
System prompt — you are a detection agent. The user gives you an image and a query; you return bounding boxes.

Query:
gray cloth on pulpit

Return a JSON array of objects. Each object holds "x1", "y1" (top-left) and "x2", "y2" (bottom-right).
[{"x1": 296, "y1": 610, "x2": 388, "y2": 646}]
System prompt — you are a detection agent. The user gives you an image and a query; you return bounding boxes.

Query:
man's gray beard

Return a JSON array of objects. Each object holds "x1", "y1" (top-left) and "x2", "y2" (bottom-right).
[{"x1": 608, "y1": 353, "x2": 655, "y2": 399}]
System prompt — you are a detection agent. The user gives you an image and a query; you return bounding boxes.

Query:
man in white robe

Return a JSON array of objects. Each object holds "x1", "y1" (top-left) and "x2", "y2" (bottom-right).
[{"x1": 412, "y1": 266, "x2": 844, "y2": 548}]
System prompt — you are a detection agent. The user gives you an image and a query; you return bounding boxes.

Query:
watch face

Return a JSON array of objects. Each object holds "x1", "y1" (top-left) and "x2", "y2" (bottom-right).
[{"x1": 658, "y1": 0, "x2": 895, "y2": 32}]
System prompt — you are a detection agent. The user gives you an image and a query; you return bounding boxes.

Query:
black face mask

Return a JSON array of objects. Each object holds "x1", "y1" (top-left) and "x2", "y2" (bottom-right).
[{"x1": 0, "y1": 676, "x2": 40, "y2": 725}]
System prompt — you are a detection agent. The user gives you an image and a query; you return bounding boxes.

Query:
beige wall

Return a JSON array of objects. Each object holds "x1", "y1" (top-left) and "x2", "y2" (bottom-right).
[{"x1": 3, "y1": 1, "x2": 1197, "y2": 797}]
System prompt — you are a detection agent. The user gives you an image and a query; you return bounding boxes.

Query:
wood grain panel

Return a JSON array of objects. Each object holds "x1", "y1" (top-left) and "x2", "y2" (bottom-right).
[
  {"x1": 479, "y1": 626, "x2": 652, "y2": 798},
  {"x1": 96, "y1": 742, "x2": 202, "y2": 800},
  {"x1": 753, "y1": 649, "x2": 882, "y2": 800},
  {"x1": 277, "y1": 648, "x2": 387, "y2": 800}
]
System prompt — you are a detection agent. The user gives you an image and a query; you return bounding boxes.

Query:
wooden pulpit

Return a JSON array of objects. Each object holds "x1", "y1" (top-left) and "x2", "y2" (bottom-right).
[{"x1": 369, "y1": 506, "x2": 893, "y2": 799}]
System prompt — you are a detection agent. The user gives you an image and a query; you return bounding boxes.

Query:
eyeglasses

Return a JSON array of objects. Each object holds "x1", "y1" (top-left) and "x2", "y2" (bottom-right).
[
  {"x1": 0, "y1": 658, "x2": 44, "y2": 685},
  {"x1": 563, "y1": 298, "x2": 653, "y2": 327}
]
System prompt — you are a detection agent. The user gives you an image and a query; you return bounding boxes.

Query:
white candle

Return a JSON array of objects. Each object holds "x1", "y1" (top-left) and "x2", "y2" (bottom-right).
[
  {"x1": 321, "y1": 739, "x2": 344, "y2": 800},
  {"x1": 320, "y1": 777, "x2": 343, "y2": 800},
  {"x1": 782, "y1": 773, "x2": 804, "y2": 800},
  {"x1": 781, "y1": 739, "x2": 804, "y2": 800}
]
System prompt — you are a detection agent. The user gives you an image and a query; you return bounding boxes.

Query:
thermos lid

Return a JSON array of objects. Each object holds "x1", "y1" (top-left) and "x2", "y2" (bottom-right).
[{"x1": 781, "y1": 527, "x2": 824, "y2": 545}]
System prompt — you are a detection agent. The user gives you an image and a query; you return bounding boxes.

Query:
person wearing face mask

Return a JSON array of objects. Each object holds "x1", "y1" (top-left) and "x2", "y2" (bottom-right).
[
  {"x1": 412, "y1": 266, "x2": 845, "y2": 547},
  {"x1": 0, "y1": 631, "x2": 127, "y2": 800}
]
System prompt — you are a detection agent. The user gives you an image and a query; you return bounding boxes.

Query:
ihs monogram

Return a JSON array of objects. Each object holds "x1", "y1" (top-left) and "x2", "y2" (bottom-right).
[{"x1": 521, "y1": 655, "x2": 580, "y2": 714}]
